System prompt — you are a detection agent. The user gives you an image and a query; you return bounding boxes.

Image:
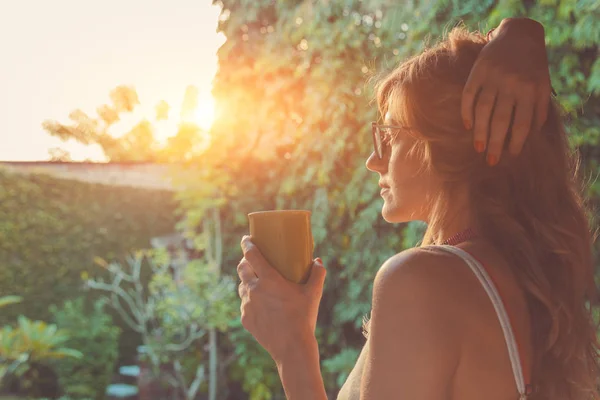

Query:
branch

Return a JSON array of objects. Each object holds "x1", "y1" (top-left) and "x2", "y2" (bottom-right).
[
  {"x1": 188, "y1": 363, "x2": 206, "y2": 400},
  {"x1": 164, "y1": 324, "x2": 206, "y2": 352},
  {"x1": 214, "y1": 208, "x2": 222, "y2": 275},
  {"x1": 87, "y1": 280, "x2": 145, "y2": 333},
  {"x1": 203, "y1": 217, "x2": 214, "y2": 265},
  {"x1": 111, "y1": 292, "x2": 144, "y2": 333},
  {"x1": 171, "y1": 359, "x2": 188, "y2": 398},
  {"x1": 107, "y1": 260, "x2": 134, "y2": 283}
]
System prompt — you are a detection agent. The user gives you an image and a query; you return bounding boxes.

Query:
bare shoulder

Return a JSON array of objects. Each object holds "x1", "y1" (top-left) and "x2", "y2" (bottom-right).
[
  {"x1": 362, "y1": 247, "x2": 470, "y2": 397},
  {"x1": 374, "y1": 246, "x2": 470, "y2": 300},
  {"x1": 370, "y1": 246, "x2": 476, "y2": 346},
  {"x1": 371, "y1": 245, "x2": 475, "y2": 349}
]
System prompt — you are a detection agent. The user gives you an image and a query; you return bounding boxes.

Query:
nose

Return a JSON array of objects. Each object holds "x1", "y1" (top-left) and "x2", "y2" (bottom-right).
[{"x1": 365, "y1": 151, "x2": 386, "y2": 173}]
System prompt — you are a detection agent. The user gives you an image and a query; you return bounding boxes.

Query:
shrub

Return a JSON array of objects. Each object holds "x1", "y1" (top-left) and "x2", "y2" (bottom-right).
[
  {"x1": 50, "y1": 297, "x2": 121, "y2": 400},
  {"x1": 0, "y1": 168, "x2": 178, "y2": 363},
  {"x1": 0, "y1": 316, "x2": 83, "y2": 398}
]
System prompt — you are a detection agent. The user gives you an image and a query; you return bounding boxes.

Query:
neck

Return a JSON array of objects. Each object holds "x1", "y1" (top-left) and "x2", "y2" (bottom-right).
[{"x1": 430, "y1": 188, "x2": 479, "y2": 245}]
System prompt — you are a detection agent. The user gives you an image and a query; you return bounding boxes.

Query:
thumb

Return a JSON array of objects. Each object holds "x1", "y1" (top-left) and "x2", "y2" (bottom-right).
[{"x1": 307, "y1": 258, "x2": 327, "y2": 289}]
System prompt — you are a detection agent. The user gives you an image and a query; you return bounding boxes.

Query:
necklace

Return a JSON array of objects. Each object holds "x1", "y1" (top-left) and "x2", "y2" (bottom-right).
[{"x1": 440, "y1": 227, "x2": 478, "y2": 246}]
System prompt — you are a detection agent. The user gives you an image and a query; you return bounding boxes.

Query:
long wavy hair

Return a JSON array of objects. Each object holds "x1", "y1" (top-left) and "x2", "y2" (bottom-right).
[{"x1": 371, "y1": 26, "x2": 600, "y2": 399}]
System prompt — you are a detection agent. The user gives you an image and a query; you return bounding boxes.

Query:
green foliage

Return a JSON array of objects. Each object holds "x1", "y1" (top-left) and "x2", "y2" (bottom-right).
[
  {"x1": 177, "y1": 0, "x2": 600, "y2": 397},
  {"x1": 0, "y1": 316, "x2": 83, "y2": 362},
  {"x1": 149, "y1": 257, "x2": 238, "y2": 336},
  {"x1": 225, "y1": 320, "x2": 283, "y2": 400},
  {"x1": 322, "y1": 348, "x2": 360, "y2": 389},
  {"x1": 49, "y1": 297, "x2": 121, "y2": 400},
  {"x1": 0, "y1": 316, "x2": 82, "y2": 396},
  {"x1": 42, "y1": 85, "x2": 209, "y2": 162},
  {"x1": 87, "y1": 248, "x2": 238, "y2": 399},
  {"x1": 0, "y1": 168, "x2": 178, "y2": 364},
  {"x1": 0, "y1": 296, "x2": 23, "y2": 309}
]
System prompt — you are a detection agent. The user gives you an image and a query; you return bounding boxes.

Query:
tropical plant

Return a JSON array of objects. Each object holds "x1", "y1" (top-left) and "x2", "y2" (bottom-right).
[
  {"x1": 0, "y1": 316, "x2": 83, "y2": 397},
  {"x1": 86, "y1": 242, "x2": 238, "y2": 400},
  {"x1": 49, "y1": 297, "x2": 121, "y2": 400},
  {"x1": 42, "y1": 85, "x2": 208, "y2": 162}
]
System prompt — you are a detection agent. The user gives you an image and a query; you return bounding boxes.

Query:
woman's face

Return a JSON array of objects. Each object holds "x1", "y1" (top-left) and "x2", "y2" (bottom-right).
[{"x1": 365, "y1": 111, "x2": 439, "y2": 223}]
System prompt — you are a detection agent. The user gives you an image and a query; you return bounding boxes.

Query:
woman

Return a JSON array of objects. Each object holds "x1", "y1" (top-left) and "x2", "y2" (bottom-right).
[{"x1": 236, "y1": 17, "x2": 600, "y2": 400}]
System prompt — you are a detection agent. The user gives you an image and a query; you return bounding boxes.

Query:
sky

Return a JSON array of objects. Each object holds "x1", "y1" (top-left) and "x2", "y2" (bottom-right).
[{"x1": 0, "y1": 0, "x2": 224, "y2": 161}]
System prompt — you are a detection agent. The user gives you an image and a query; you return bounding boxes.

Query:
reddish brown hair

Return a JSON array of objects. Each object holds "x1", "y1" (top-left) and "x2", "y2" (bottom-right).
[{"x1": 374, "y1": 27, "x2": 600, "y2": 399}]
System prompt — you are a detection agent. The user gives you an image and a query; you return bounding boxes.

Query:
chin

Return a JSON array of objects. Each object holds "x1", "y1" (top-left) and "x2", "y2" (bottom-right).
[
  {"x1": 382, "y1": 202, "x2": 422, "y2": 224},
  {"x1": 382, "y1": 205, "x2": 409, "y2": 224}
]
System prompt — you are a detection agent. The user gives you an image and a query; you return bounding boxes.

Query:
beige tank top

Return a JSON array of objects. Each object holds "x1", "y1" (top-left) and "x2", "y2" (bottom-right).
[{"x1": 336, "y1": 245, "x2": 531, "y2": 400}]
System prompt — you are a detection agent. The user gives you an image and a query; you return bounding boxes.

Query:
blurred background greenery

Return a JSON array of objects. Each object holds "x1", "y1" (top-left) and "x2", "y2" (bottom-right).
[{"x1": 1, "y1": 0, "x2": 599, "y2": 399}]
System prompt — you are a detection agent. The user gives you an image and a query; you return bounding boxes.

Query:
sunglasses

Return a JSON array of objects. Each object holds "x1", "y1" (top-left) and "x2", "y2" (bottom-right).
[{"x1": 371, "y1": 122, "x2": 412, "y2": 160}]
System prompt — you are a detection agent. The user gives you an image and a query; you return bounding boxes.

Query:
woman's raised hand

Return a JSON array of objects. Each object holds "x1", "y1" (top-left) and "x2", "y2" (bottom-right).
[{"x1": 462, "y1": 18, "x2": 552, "y2": 166}]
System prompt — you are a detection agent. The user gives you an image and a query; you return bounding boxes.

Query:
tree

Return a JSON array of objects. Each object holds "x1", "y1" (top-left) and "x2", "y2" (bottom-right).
[
  {"x1": 156, "y1": 100, "x2": 170, "y2": 121},
  {"x1": 48, "y1": 147, "x2": 72, "y2": 162},
  {"x1": 87, "y1": 246, "x2": 237, "y2": 400},
  {"x1": 43, "y1": 85, "x2": 207, "y2": 162},
  {"x1": 174, "y1": 1, "x2": 600, "y2": 398}
]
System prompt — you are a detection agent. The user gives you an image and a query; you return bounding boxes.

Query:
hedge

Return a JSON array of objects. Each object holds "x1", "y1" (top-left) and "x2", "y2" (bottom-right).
[{"x1": 0, "y1": 167, "x2": 178, "y2": 364}]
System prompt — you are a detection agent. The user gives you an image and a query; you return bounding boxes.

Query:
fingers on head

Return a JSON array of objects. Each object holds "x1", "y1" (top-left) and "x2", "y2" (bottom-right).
[
  {"x1": 461, "y1": 67, "x2": 486, "y2": 127},
  {"x1": 473, "y1": 87, "x2": 497, "y2": 147},
  {"x1": 533, "y1": 85, "x2": 551, "y2": 132},
  {"x1": 487, "y1": 91, "x2": 515, "y2": 162},
  {"x1": 509, "y1": 97, "x2": 535, "y2": 156}
]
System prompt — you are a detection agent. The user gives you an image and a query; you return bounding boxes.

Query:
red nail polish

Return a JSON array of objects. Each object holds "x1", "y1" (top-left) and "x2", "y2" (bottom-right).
[
  {"x1": 474, "y1": 141, "x2": 485, "y2": 153},
  {"x1": 487, "y1": 154, "x2": 498, "y2": 166}
]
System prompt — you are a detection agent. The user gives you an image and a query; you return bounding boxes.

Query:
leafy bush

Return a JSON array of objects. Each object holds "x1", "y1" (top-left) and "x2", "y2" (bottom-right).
[
  {"x1": 87, "y1": 248, "x2": 238, "y2": 400},
  {"x1": 186, "y1": 1, "x2": 600, "y2": 397},
  {"x1": 0, "y1": 168, "x2": 178, "y2": 363},
  {"x1": 49, "y1": 297, "x2": 121, "y2": 400},
  {"x1": 0, "y1": 316, "x2": 83, "y2": 398}
]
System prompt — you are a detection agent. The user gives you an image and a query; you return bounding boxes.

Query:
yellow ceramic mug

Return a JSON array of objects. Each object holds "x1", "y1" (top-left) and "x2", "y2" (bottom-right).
[{"x1": 247, "y1": 210, "x2": 314, "y2": 284}]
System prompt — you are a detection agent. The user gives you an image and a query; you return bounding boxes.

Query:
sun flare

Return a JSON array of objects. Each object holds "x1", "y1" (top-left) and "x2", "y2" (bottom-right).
[
  {"x1": 192, "y1": 95, "x2": 216, "y2": 130},
  {"x1": 105, "y1": 91, "x2": 216, "y2": 145}
]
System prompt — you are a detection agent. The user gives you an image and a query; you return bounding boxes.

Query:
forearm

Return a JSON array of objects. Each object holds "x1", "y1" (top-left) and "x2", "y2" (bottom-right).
[{"x1": 276, "y1": 334, "x2": 328, "y2": 400}]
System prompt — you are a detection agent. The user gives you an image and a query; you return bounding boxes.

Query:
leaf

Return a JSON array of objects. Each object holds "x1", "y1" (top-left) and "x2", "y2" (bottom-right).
[
  {"x1": 588, "y1": 58, "x2": 600, "y2": 96},
  {"x1": 0, "y1": 295, "x2": 22, "y2": 308}
]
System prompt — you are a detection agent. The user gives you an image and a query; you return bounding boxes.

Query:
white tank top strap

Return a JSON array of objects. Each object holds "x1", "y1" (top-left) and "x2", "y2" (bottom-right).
[{"x1": 427, "y1": 245, "x2": 529, "y2": 398}]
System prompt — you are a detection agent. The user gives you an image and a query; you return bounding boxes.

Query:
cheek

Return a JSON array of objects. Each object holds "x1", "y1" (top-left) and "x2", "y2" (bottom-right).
[
  {"x1": 388, "y1": 144, "x2": 425, "y2": 184},
  {"x1": 385, "y1": 146, "x2": 436, "y2": 214}
]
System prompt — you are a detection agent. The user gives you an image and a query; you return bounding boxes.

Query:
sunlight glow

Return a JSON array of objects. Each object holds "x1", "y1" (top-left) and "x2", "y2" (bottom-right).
[
  {"x1": 0, "y1": 0, "x2": 224, "y2": 161},
  {"x1": 105, "y1": 91, "x2": 216, "y2": 145},
  {"x1": 192, "y1": 95, "x2": 216, "y2": 131}
]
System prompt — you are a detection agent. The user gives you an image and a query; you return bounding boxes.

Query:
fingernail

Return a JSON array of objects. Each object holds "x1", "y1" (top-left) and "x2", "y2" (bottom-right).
[
  {"x1": 316, "y1": 257, "x2": 323, "y2": 264},
  {"x1": 463, "y1": 119, "x2": 472, "y2": 130},
  {"x1": 487, "y1": 154, "x2": 498, "y2": 166},
  {"x1": 474, "y1": 140, "x2": 485, "y2": 153}
]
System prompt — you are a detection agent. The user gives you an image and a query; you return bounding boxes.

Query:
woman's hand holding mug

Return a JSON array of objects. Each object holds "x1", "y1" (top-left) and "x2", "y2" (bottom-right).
[{"x1": 237, "y1": 235, "x2": 326, "y2": 364}]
